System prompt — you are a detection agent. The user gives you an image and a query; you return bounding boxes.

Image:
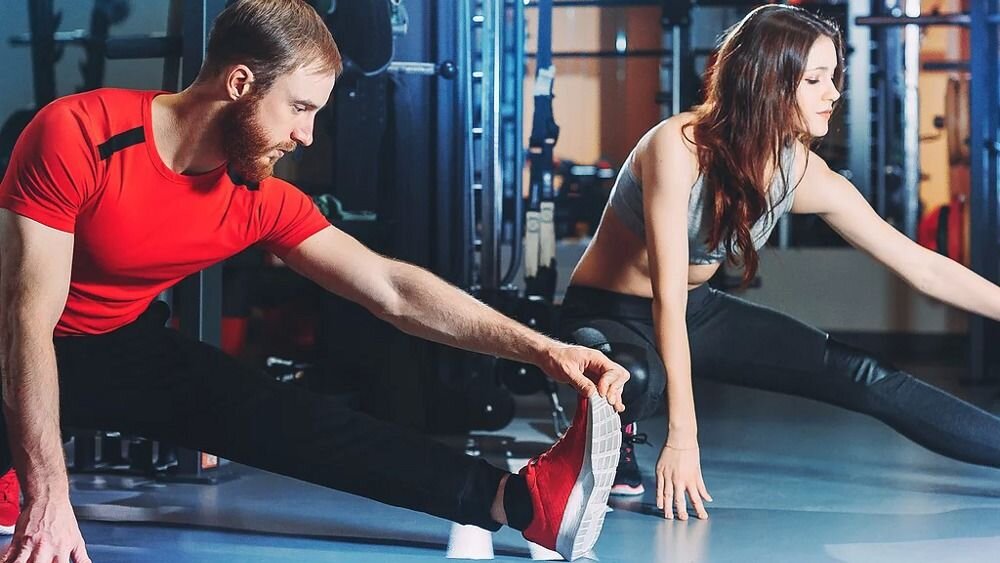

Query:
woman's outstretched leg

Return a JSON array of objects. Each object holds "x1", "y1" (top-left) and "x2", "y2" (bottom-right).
[{"x1": 690, "y1": 289, "x2": 1000, "y2": 468}]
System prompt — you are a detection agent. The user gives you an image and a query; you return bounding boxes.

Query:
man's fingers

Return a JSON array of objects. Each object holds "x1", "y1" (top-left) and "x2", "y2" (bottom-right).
[
  {"x1": 578, "y1": 378, "x2": 599, "y2": 398},
  {"x1": 71, "y1": 544, "x2": 92, "y2": 563},
  {"x1": 587, "y1": 352, "x2": 630, "y2": 382},
  {"x1": 599, "y1": 373, "x2": 622, "y2": 411},
  {"x1": 595, "y1": 367, "x2": 612, "y2": 398},
  {"x1": 17, "y1": 543, "x2": 43, "y2": 563},
  {"x1": 613, "y1": 392, "x2": 624, "y2": 413},
  {"x1": 568, "y1": 370, "x2": 598, "y2": 397},
  {"x1": 598, "y1": 370, "x2": 628, "y2": 412},
  {"x1": 8, "y1": 542, "x2": 31, "y2": 563}
]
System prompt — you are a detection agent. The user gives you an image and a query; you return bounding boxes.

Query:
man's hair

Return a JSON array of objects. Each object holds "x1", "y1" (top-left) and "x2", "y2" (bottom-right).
[{"x1": 200, "y1": 0, "x2": 342, "y2": 93}]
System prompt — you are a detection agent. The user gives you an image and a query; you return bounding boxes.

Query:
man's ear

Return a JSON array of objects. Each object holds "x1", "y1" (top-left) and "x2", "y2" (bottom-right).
[{"x1": 225, "y1": 65, "x2": 256, "y2": 100}]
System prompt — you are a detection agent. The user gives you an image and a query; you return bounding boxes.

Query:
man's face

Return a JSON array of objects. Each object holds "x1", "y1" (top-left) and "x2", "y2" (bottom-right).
[{"x1": 222, "y1": 64, "x2": 336, "y2": 182}]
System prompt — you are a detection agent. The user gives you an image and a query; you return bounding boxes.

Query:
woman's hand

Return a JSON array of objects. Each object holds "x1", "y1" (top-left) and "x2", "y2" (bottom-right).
[{"x1": 655, "y1": 439, "x2": 712, "y2": 520}]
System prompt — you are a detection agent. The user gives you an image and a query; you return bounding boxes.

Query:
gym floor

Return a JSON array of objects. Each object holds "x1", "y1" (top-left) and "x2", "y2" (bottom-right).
[{"x1": 15, "y1": 361, "x2": 1000, "y2": 562}]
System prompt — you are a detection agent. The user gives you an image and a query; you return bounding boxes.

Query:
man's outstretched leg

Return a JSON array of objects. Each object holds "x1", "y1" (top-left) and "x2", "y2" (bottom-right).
[{"x1": 50, "y1": 318, "x2": 621, "y2": 560}]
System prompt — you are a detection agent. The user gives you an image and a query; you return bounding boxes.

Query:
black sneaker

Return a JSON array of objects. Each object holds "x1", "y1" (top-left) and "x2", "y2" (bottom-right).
[{"x1": 611, "y1": 423, "x2": 648, "y2": 496}]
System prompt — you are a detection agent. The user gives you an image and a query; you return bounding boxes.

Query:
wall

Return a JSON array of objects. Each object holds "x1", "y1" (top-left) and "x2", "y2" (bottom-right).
[{"x1": 0, "y1": 1, "x2": 170, "y2": 122}]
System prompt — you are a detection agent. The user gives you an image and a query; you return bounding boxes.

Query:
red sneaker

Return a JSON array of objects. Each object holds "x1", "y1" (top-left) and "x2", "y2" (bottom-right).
[
  {"x1": 520, "y1": 393, "x2": 621, "y2": 560},
  {"x1": 0, "y1": 468, "x2": 20, "y2": 534}
]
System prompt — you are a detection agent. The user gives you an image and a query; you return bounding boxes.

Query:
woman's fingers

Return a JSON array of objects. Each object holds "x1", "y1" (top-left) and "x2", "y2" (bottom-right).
[
  {"x1": 673, "y1": 482, "x2": 688, "y2": 521},
  {"x1": 688, "y1": 485, "x2": 708, "y2": 519}
]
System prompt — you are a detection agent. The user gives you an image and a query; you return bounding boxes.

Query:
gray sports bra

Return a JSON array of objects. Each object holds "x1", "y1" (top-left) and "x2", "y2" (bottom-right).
[{"x1": 607, "y1": 145, "x2": 798, "y2": 264}]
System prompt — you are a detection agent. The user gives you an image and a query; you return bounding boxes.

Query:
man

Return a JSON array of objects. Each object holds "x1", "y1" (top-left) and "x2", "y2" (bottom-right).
[{"x1": 0, "y1": 1, "x2": 629, "y2": 561}]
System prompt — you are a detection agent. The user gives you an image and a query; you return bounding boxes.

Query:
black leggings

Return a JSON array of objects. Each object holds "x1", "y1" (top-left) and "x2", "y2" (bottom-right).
[
  {"x1": 561, "y1": 284, "x2": 1000, "y2": 468},
  {"x1": 0, "y1": 301, "x2": 507, "y2": 530}
]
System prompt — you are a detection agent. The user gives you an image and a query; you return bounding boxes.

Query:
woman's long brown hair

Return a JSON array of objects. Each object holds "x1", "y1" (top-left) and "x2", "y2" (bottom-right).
[{"x1": 685, "y1": 5, "x2": 843, "y2": 285}]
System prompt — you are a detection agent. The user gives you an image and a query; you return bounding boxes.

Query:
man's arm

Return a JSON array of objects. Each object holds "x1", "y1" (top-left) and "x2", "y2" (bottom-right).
[
  {"x1": 0, "y1": 209, "x2": 90, "y2": 562},
  {"x1": 280, "y1": 226, "x2": 629, "y2": 409}
]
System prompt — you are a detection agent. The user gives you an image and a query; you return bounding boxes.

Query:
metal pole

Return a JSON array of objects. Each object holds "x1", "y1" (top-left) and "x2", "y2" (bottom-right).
[
  {"x1": 968, "y1": 0, "x2": 1000, "y2": 382},
  {"x1": 873, "y1": 6, "x2": 891, "y2": 219},
  {"x1": 176, "y1": 0, "x2": 227, "y2": 347},
  {"x1": 854, "y1": 14, "x2": 970, "y2": 26},
  {"x1": 26, "y1": 0, "x2": 58, "y2": 106},
  {"x1": 462, "y1": 0, "x2": 478, "y2": 289},
  {"x1": 847, "y1": 0, "x2": 872, "y2": 203},
  {"x1": 670, "y1": 26, "x2": 681, "y2": 116},
  {"x1": 479, "y1": 0, "x2": 504, "y2": 291},
  {"x1": 901, "y1": 0, "x2": 921, "y2": 239},
  {"x1": 501, "y1": 0, "x2": 526, "y2": 286}
]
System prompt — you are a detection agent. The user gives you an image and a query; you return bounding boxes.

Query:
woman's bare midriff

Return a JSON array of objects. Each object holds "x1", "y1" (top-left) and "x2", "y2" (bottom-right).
[{"x1": 569, "y1": 206, "x2": 721, "y2": 297}]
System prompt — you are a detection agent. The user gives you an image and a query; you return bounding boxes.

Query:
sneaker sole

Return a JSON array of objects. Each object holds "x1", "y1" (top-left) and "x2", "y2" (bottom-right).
[
  {"x1": 554, "y1": 393, "x2": 622, "y2": 561},
  {"x1": 610, "y1": 483, "x2": 645, "y2": 496}
]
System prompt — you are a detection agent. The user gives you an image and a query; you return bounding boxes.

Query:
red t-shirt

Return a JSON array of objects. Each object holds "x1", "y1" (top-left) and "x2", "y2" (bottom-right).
[{"x1": 0, "y1": 89, "x2": 330, "y2": 337}]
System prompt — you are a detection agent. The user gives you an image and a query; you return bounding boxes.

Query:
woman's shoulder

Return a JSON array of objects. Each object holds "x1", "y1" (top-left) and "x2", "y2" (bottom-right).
[
  {"x1": 789, "y1": 140, "x2": 834, "y2": 187},
  {"x1": 643, "y1": 112, "x2": 697, "y2": 146},
  {"x1": 633, "y1": 113, "x2": 700, "y2": 178}
]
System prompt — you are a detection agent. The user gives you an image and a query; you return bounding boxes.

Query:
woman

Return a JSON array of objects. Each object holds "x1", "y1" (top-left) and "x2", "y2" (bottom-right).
[{"x1": 560, "y1": 4, "x2": 1000, "y2": 521}]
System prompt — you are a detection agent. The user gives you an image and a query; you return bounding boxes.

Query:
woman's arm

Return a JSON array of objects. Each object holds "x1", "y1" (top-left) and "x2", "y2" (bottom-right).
[
  {"x1": 638, "y1": 117, "x2": 711, "y2": 520},
  {"x1": 641, "y1": 121, "x2": 698, "y2": 446},
  {"x1": 792, "y1": 150, "x2": 1000, "y2": 319}
]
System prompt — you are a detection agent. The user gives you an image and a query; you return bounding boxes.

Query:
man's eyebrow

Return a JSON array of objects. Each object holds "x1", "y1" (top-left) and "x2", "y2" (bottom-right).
[{"x1": 293, "y1": 99, "x2": 320, "y2": 110}]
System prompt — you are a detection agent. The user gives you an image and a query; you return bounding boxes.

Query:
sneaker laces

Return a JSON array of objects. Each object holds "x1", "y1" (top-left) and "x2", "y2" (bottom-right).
[{"x1": 621, "y1": 428, "x2": 649, "y2": 463}]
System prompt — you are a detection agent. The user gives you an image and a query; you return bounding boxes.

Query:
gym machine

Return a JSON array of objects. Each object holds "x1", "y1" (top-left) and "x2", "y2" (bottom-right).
[{"x1": 853, "y1": 3, "x2": 1000, "y2": 383}]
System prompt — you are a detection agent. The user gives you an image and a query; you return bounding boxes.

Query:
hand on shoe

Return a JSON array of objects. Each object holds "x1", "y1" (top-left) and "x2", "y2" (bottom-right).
[
  {"x1": 539, "y1": 343, "x2": 630, "y2": 412},
  {"x1": 1, "y1": 496, "x2": 91, "y2": 563},
  {"x1": 655, "y1": 439, "x2": 712, "y2": 520}
]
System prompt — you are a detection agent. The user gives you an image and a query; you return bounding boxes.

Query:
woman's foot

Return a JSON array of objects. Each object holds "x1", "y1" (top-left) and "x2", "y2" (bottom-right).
[{"x1": 611, "y1": 423, "x2": 648, "y2": 496}]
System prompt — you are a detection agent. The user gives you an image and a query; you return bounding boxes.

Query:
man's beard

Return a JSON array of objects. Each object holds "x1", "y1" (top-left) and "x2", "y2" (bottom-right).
[{"x1": 220, "y1": 95, "x2": 295, "y2": 183}]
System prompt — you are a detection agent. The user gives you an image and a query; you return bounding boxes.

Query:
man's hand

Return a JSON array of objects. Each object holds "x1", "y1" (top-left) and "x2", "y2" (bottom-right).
[
  {"x1": 537, "y1": 344, "x2": 630, "y2": 412},
  {"x1": 1, "y1": 496, "x2": 90, "y2": 563}
]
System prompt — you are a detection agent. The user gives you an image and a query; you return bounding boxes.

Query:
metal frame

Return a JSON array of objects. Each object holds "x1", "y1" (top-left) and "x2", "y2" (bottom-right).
[
  {"x1": 25, "y1": 0, "x2": 59, "y2": 106},
  {"x1": 859, "y1": 6, "x2": 982, "y2": 239},
  {"x1": 901, "y1": 1, "x2": 921, "y2": 240},
  {"x1": 480, "y1": 0, "x2": 504, "y2": 291},
  {"x1": 462, "y1": 0, "x2": 524, "y2": 294},
  {"x1": 501, "y1": 0, "x2": 526, "y2": 286},
  {"x1": 174, "y1": 0, "x2": 227, "y2": 349},
  {"x1": 969, "y1": 0, "x2": 1000, "y2": 383},
  {"x1": 846, "y1": 0, "x2": 872, "y2": 212},
  {"x1": 661, "y1": 0, "x2": 692, "y2": 118}
]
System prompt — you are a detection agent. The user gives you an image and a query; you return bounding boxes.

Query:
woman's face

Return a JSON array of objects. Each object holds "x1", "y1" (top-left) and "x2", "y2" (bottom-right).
[{"x1": 795, "y1": 36, "x2": 841, "y2": 137}]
